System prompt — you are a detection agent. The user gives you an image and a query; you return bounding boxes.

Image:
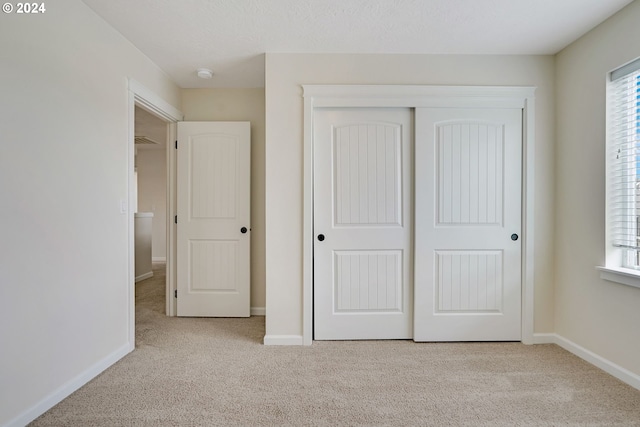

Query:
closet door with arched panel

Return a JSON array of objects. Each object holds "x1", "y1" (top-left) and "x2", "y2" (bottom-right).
[
  {"x1": 414, "y1": 108, "x2": 522, "y2": 341},
  {"x1": 313, "y1": 108, "x2": 413, "y2": 340}
]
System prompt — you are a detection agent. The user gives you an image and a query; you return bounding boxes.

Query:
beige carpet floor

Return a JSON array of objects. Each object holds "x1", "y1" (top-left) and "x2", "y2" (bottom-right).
[{"x1": 32, "y1": 263, "x2": 640, "y2": 426}]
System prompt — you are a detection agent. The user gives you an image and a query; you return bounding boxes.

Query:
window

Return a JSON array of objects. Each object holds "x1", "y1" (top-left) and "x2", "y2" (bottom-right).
[{"x1": 608, "y1": 57, "x2": 640, "y2": 270}]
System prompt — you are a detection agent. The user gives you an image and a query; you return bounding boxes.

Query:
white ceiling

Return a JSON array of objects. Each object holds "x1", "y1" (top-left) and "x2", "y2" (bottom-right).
[{"x1": 82, "y1": 0, "x2": 634, "y2": 88}]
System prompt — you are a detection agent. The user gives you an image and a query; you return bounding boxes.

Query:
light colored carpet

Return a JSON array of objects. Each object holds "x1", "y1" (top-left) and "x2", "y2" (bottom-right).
[{"x1": 32, "y1": 263, "x2": 640, "y2": 426}]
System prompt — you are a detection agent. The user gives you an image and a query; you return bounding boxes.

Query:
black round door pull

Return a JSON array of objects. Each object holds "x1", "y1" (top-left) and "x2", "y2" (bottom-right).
[
  {"x1": 511, "y1": 234, "x2": 519, "y2": 241},
  {"x1": 240, "y1": 227, "x2": 248, "y2": 234},
  {"x1": 317, "y1": 234, "x2": 325, "y2": 242}
]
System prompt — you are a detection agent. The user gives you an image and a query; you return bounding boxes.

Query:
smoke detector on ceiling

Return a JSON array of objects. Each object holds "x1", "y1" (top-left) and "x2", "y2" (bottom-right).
[{"x1": 196, "y1": 68, "x2": 214, "y2": 79}]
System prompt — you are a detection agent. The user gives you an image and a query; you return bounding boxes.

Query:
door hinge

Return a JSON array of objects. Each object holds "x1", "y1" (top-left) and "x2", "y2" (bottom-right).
[
  {"x1": 175, "y1": 140, "x2": 178, "y2": 149},
  {"x1": 174, "y1": 289, "x2": 177, "y2": 298},
  {"x1": 174, "y1": 215, "x2": 177, "y2": 224}
]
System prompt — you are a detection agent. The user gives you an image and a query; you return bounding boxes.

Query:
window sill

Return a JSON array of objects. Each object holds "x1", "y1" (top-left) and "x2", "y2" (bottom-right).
[{"x1": 597, "y1": 266, "x2": 640, "y2": 289}]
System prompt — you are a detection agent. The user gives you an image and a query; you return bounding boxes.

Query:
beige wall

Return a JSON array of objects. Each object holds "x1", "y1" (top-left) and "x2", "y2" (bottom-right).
[
  {"x1": 0, "y1": 0, "x2": 181, "y2": 424},
  {"x1": 181, "y1": 88, "x2": 266, "y2": 309},
  {"x1": 137, "y1": 148, "x2": 168, "y2": 260},
  {"x1": 264, "y1": 53, "x2": 556, "y2": 339},
  {"x1": 555, "y1": 0, "x2": 640, "y2": 376}
]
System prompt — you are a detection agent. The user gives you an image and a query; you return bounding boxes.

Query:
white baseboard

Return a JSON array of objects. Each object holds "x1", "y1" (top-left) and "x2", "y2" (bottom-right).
[
  {"x1": 537, "y1": 333, "x2": 640, "y2": 391},
  {"x1": 263, "y1": 335, "x2": 304, "y2": 346},
  {"x1": 532, "y1": 332, "x2": 556, "y2": 344},
  {"x1": 250, "y1": 307, "x2": 265, "y2": 316},
  {"x1": 152, "y1": 257, "x2": 166, "y2": 263},
  {"x1": 135, "y1": 271, "x2": 153, "y2": 282},
  {"x1": 5, "y1": 343, "x2": 133, "y2": 427}
]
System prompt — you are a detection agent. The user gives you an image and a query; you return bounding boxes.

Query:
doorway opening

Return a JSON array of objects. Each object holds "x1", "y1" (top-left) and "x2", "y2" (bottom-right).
[
  {"x1": 133, "y1": 106, "x2": 169, "y2": 321},
  {"x1": 127, "y1": 79, "x2": 183, "y2": 346}
]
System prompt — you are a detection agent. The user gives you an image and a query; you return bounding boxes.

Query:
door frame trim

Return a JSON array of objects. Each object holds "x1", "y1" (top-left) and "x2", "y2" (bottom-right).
[
  {"x1": 302, "y1": 85, "x2": 536, "y2": 346},
  {"x1": 127, "y1": 80, "x2": 183, "y2": 339}
]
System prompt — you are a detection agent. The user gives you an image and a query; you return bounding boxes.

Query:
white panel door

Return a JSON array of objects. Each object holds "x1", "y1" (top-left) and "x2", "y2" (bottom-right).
[
  {"x1": 176, "y1": 122, "x2": 250, "y2": 317},
  {"x1": 414, "y1": 108, "x2": 522, "y2": 341},
  {"x1": 314, "y1": 108, "x2": 413, "y2": 340}
]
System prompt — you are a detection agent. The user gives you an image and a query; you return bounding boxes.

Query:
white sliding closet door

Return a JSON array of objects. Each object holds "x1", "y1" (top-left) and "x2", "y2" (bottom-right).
[
  {"x1": 313, "y1": 108, "x2": 413, "y2": 340},
  {"x1": 414, "y1": 108, "x2": 522, "y2": 341}
]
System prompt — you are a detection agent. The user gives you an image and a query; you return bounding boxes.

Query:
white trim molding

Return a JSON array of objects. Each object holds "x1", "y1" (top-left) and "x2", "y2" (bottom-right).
[
  {"x1": 263, "y1": 335, "x2": 304, "y2": 346},
  {"x1": 302, "y1": 85, "x2": 537, "y2": 346},
  {"x1": 538, "y1": 334, "x2": 640, "y2": 391},
  {"x1": 128, "y1": 79, "x2": 183, "y2": 123},
  {"x1": 5, "y1": 344, "x2": 132, "y2": 427},
  {"x1": 166, "y1": 122, "x2": 178, "y2": 317},
  {"x1": 250, "y1": 307, "x2": 266, "y2": 316},
  {"x1": 128, "y1": 80, "x2": 183, "y2": 326},
  {"x1": 532, "y1": 333, "x2": 557, "y2": 344},
  {"x1": 597, "y1": 266, "x2": 640, "y2": 289},
  {"x1": 135, "y1": 271, "x2": 154, "y2": 282}
]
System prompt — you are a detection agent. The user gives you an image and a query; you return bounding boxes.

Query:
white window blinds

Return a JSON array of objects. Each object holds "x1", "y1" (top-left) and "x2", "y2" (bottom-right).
[{"x1": 610, "y1": 58, "x2": 640, "y2": 252}]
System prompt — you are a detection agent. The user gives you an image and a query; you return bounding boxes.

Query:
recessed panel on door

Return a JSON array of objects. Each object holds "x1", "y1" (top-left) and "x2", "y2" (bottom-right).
[
  {"x1": 435, "y1": 250, "x2": 503, "y2": 313},
  {"x1": 436, "y1": 122, "x2": 503, "y2": 226},
  {"x1": 190, "y1": 135, "x2": 237, "y2": 219},
  {"x1": 334, "y1": 124, "x2": 402, "y2": 227},
  {"x1": 333, "y1": 250, "x2": 402, "y2": 312},
  {"x1": 189, "y1": 240, "x2": 238, "y2": 292}
]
